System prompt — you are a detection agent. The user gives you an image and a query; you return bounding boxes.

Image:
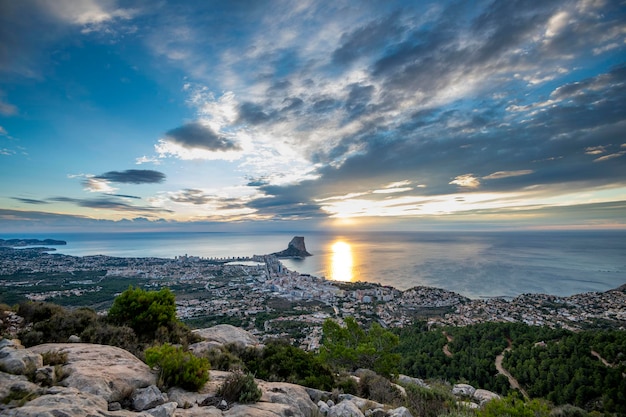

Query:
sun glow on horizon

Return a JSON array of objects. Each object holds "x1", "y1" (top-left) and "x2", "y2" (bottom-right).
[{"x1": 330, "y1": 241, "x2": 354, "y2": 283}]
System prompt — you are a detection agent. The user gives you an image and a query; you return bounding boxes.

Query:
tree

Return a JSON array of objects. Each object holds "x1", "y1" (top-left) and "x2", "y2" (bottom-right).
[
  {"x1": 319, "y1": 317, "x2": 400, "y2": 377},
  {"x1": 108, "y1": 286, "x2": 177, "y2": 337}
]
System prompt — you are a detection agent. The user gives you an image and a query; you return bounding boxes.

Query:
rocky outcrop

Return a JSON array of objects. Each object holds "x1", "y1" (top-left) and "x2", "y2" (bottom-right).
[
  {"x1": 28, "y1": 343, "x2": 156, "y2": 402},
  {"x1": 192, "y1": 324, "x2": 260, "y2": 349},
  {"x1": 0, "y1": 339, "x2": 43, "y2": 375},
  {"x1": 1, "y1": 336, "x2": 503, "y2": 417},
  {"x1": 271, "y1": 236, "x2": 312, "y2": 258}
]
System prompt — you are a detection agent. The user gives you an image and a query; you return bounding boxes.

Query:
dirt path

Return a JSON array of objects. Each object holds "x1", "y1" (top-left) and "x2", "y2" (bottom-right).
[
  {"x1": 495, "y1": 339, "x2": 529, "y2": 399},
  {"x1": 442, "y1": 331, "x2": 453, "y2": 358},
  {"x1": 591, "y1": 350, "x2": 613, "y2": 368},
  {"x1": 592, "y1": 350, "x2": 626, "y2": 377}
]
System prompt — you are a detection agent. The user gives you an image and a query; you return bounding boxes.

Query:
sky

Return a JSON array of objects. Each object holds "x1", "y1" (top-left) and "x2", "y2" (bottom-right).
[{"x1": 1, "y1": 0, "x2": 625, "y2": 233}]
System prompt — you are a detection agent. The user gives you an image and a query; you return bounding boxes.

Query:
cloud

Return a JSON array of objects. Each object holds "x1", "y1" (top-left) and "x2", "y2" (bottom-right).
[
  {"x1": 170, "y1": 189, "x2": 213, "y2": 205},
  {"x1": 449, "y1": 174, "x2": 480, "y2": 189},
  {"x1": 483, "y1": 170, "x2": 534, "y2": 180},
  {"x1": 12, "y1": 197, "x2": 50, "y2": 205},
  {"x1": 95, "y1": 169, "x2": 166, "y2": 184},
  {"x1": 82, "y1": 178, "x2": 117, "y2": 193},
  {"x1": 164, "y1": 122, "x2": 241, "y2": 152},
  {"x1": 51, "y1": 196, "x2": 172, "y2": 216}
]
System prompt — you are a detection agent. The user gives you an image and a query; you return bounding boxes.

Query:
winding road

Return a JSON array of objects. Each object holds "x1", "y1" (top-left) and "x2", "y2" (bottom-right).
[{"x1": 495, "y1": 339, "x2": 529, "y2": 399}]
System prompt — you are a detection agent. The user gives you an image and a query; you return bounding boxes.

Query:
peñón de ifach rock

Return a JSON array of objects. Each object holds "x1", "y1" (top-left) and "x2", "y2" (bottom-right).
[{"x1": 271, "y1": 236, "x2": 312, "y2": 258}]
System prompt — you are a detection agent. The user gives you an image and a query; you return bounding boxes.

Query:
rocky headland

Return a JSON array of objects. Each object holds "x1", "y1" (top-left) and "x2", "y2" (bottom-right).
[
  {"x1": 271, "y1": 236, "x2": 312, "y2": 258},
  {"x1": 0, "y1": 239, "x2": 67, "y2": 247}
]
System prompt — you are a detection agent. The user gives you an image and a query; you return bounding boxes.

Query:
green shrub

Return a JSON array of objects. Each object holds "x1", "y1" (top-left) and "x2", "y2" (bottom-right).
[
  {"x1": 241, "y1": 339, "x2": 335, "y2": 391},
  {"x1": 405, "y1": 382, "x2": 457, "y2": 417},
  {"x1": 108, "y1": 287, "x2": 176, "y2": 338},
  {"x1": 217, "y1": 371, "x2": 262, "y2": 404},
  {"x1": 145, "y1": 343, "x2": 210, "y2": 391},
  {"x1": 477, "y1": 394, "x2": 552, "y2": 417},
  {"x1": 80, "y1": 322, "x2": 139, "y2": 354},
  {"x1": 357, "y1": 370, "x2": 404, "y2": 407}
]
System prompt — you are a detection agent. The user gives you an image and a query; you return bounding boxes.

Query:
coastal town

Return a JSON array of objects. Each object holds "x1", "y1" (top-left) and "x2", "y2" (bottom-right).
[{"x1": 1, "y1": 241, "x2": 625, "y2": 349}]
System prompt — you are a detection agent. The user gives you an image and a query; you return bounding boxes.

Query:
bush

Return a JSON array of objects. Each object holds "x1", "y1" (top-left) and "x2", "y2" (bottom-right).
[
  {"x1": 108, "y1": 287, "x2": 176, "y2": 338},
  {"x1": 241, "y1": 339, "x2": 335, "y2": 391},
  {"x1": 405, "y1": 382, "x2": 457, "y2": 417},
  {"x1": 477, "y1": 394, "x2": 552, "y2": 417},
  {"x1": 217, "y1": 371, "x2": 262, "y2": 404},
  {"x1": 357, "y1": 370, "x2": 403, "y2": 407},
  {"x1": 80, "y1": 322, "x2": 139, "y2": 355},
  {"x1": 145, "y1": 343, "x2": 210, "y2": 391}
]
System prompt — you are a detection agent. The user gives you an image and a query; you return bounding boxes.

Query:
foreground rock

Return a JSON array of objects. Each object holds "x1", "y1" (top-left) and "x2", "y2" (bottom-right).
[
  {"x1": 192, "y1": 324, "x2": 260, "y2": 349},
  {"x1": 0, "y1": 339, "x2": 43, "y2": 375},
  {"x1": 28, "y1": 343, "x2": 156, "y2": 402}
]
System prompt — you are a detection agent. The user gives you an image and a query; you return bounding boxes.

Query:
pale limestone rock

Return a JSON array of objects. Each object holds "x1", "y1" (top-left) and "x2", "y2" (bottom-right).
[
  {"x1": 133, "y1": 385, "x2": 168, "y2": 411},
  {"x1": 452, "y1": 383, "x2": 476, "y2": 397},
  {"x1": 0, "y1": 371, "x2": 41, "y2": 405},
  {"x1": 1, "y1": 387, "x2": 108, "y2": 417},
  {"x1": 318, "y1": 400, "x2": 330, "y2": 416},
  {"x1": 0, "y1": 341, "x2": 43, "y2": 375},
  {"x1": 225, "y1": 402, "x2": 299, "y2": 417},
  {"x1": 28, "y1": 343, "x2": 156, "y2": 402},
  {"x1": 338, "y1": 394, "x2": 384, "y2": 411},
  {"x1": 188, "y1": 340, "x2": 225, "y2": 356},
  {"x1": 175, "y1": 406, "x2": 224, "y2": 416},
  {"x1": 67, "y1": 335, "x2": 81, "y2": 343},
  {"x1": 34, "y1": 365, "x2": 56, "y2": 386},
  {"x1": 388, "y1": 406, "x2": 413, "y2": 417},
  {"x1": 397, "y1": 374, "x2": 428, "y2": 388},
  {"x1": 146, "y1": 401, "x2": 178, "y2": 417},
  {"x1": 193, "y1": 325, "x2": 260, "y2": 348},
  {"x1": 328, "y1": 400, "x2": 365, "y2": 417},
  {"x1": 168, "y1": 386, "x2": 210, "y2": 408},
  {"x1": 473, "y1": 388, "x2": 500, "y2": 404},
  {"x1": 258, "y1": 381, "x2": 318, "y2": 417}
]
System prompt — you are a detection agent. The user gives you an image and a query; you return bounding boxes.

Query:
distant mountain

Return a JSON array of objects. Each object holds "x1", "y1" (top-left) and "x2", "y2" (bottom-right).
[{"x1": 0, "y1": 238, "x2": 67, "y2": 247}]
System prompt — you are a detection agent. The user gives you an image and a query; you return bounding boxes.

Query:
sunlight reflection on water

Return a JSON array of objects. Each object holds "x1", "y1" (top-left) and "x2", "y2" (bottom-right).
[{"x1": 329, "y1": 241, "x2": 354, "y2": 282}]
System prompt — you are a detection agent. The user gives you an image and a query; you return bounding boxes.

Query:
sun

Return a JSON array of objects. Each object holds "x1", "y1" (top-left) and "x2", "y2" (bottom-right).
[{"x1": 330, "y1": 241, "x2": 354, "y2": 282}]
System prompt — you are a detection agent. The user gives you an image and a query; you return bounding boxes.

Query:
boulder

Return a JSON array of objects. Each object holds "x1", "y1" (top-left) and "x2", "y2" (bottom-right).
[
  {"x1": 146, "y1": 401, "x2": 178, "y2": 417},
  {"x1": 193, "y1": 325, "x2": 260, "y2": 349},
  {"x1": 1, "y1": 387, "x2": 108, "y2": 417},
  {"x1": 67, "y1": 335, "x2": 81, "y2": 343},
  {"x1": 28, "y1": 343, "x2": 156, "y2": 402},
  {"x1": 338, "y1": 394, "x2": 384, "y2": 411},
  {"x1": 0, "y1": 341, "x2": 43, "y2": 375},
  {"x1": 0, "y1": 371, "x2": 41, "y2": 406},
  {"x1": 34, "y1": 365, "x2": 56, "y2": 386},
  {"x1": 132, "y1": 385, "x2": 168, "y2": 411},
  {"x1": 225, "y1": 402, "x2": 298, "y2": 417},
  {"x1": 318, "y1": 400, "x2": 330, "y2": 416},
  {"x1": 452, "y1": 383, "x2": 476, "y2": 397},
  {"x1": 175, "y1": 406, "x2": 223, "y2": 417},
  {"x1": 188, "y1": 340, "x2": 225, "y2": 356},
  {"x1": 388, "y1": 406, "x2": 413, "y2": 417},
  {"x1": 397, "y1": 374, "x2": 428, "y2": 388},
  {"x1": 258, "y1": 381, "x2": 318, "y2": 417},
  {"x1": 328, "y1": 400, "x2": 365, "y2": 417},
  {"x1": 167, "y1": 387, "x2": 209, "y2": 409},
  {"x1": 473, "y1": 389, "x2": 500, "y2": 404}
]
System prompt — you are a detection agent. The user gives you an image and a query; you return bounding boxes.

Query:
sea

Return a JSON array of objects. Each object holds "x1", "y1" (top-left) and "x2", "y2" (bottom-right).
[{"x1": 4, "y1": 230, "x2": 625, "y2": 300}]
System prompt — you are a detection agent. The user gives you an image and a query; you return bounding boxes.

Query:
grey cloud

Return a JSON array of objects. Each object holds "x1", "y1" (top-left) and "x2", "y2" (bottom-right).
[
  {"x1": 170, "y1": 189, "x2": 213, "y2": 205},
  {"x1": 165, "y1": 122, "x2": 241, "y2": 151},
  {"x1": 111, "y1": 194, "x2": 142, "y2": 199},
  {"x1": 51, "y1": 196, "x2": 173, "y2": 215},
  {"x1": 332, "y1": 11, "x2": 406, "y2": 66},
  {"x1": 281, "y1": 97, "x2": 303, "y2": 113},
  {"x1": 12, "y1": 197, "x2": 49, "y2": 205},
  {"x1": 95, "y1": 169, "x2": 166, "y2": 184},
  {"x1": 237, "y1": 102, "x2": 272, "y2": 125}
]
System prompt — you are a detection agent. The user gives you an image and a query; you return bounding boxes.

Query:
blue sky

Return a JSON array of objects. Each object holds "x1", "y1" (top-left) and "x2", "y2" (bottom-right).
[{"x1": 1, "y1": 0, "x2": 625, "y2": 232}]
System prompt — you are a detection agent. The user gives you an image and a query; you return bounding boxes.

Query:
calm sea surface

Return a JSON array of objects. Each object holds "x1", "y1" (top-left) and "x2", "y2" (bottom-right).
[{"x1": 4, "y1": 230, "x2": 625, "y2": 299}]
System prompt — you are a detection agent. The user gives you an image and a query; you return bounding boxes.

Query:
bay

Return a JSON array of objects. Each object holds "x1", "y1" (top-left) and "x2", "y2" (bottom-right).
[{"x1": 3, "y1": 230, "x2": 625, "y2": 299}]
